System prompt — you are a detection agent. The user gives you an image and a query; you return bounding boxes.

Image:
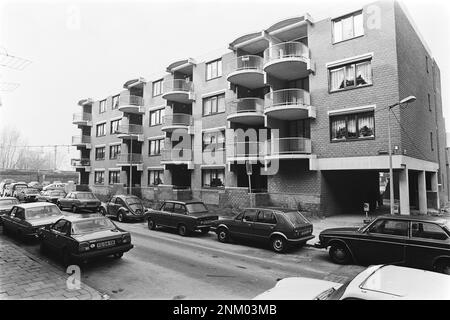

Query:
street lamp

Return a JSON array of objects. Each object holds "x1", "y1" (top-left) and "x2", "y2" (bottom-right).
[{"x1": 387, "y1": 95, "x2": 416, "y2": 215}]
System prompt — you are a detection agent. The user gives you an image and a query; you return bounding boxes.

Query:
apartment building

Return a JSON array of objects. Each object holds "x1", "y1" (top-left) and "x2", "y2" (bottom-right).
[{"x1": 72, "y1": 0, "x2": 448, "y2": 216}]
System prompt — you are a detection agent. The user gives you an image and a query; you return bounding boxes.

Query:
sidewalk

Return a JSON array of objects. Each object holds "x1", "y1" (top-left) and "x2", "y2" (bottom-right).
[
  {"x1": 309, "y1": 214, "x2": 373, "y2": 239},
  {"x1": 0, "y1": 236, "x2": 103, "y2": 300}
]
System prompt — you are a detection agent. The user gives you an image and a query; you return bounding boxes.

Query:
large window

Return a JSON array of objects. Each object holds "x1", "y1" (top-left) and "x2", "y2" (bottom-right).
[
  {"x1": 149, "y1": 139, "x2": 164, "y2": 156},
  {"x1": 96, "y1": 123, "x2": 106, "y2": 137},
  {"x1": 110, "y1": 119, "x2": 121, "y2": 134},
  {"x1": 329, "y1": 60, "x2": 372, "y2": 92},
  {"x1": 202, "y1": 169, "x2": 225, "y2": 188},
  {"x1": 99, "y1": 99, "x2": 107, "y2": 113},
  {"x1": 330, "y1": 111, "x2": 375, "y2": 141},
  {"x1": 152, "y1": 80, "x2": 163, "y2": 97},
  {"x1": 94, "y1": 171, "x2": 105, "y2": 185},
  {"x1": 148, "y1": 170, "x2": 164, "y2": 186},
  {"x1": 333, "y1": 11, "x2": 364, "y2": 43},
  {"x1": 95, "y1": 147, "x2": 105, "y2": 160},
  {"x1": 108, "y1": 170, "x2": 120, "y2": 185},
  {"x1": 112, "y1": 95, "x2": 120, "y2": 110},
  {"x1": 109, "y1": 144, "x2": 121, "y2": 160},
  {"x1": 202, "y1": 130, "x2": 225, "y2": 151},
  {"x1": 203, "y1": 94, "x2": 225, "y2": 116},
  {"x1": 150, "y1": 108, "x2": 165, "y2": 126},
  {"x1": 206, "y1": 59, "x2": 222, "y2": 80}
]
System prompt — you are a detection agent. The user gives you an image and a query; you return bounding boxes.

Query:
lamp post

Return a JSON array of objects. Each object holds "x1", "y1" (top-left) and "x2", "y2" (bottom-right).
[{"x1": 387, "y1": 95, "x2": 416, "y2": 215}]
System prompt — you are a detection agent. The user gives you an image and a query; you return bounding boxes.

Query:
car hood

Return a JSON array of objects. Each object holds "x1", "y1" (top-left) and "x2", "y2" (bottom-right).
[
  {"x1": 253, "y1": 277, "x2": 342, "y2": 300},
  {"x1": 0, "y1": 204, "x2": 14, "y2": 211},
  {"x1": 72, "y1": 229, "x2": 125, "y2": 242},
  {"x1": 29, "y1": 216, "x2": 63, "y2": 227},
  {"x1": 320, "y1": 227, "x2": 361, "y2": 235}
]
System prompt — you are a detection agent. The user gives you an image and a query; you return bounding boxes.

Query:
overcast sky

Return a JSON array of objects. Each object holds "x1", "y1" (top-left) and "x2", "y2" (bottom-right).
[{"x1": 0, "y1": 0, "x2": 449, "y2": 158}]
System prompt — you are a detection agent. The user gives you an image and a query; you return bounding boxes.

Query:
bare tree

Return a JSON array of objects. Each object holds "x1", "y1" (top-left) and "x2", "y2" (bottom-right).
[{"x1": 0, "y1": 126, "x2": 22, "y2": 169}]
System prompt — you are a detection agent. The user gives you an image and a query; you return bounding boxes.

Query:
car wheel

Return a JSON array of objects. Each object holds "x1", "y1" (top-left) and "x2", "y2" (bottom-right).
[
  {"x1": 435, "y1": 260, "x2": 450, "y2": 275},
  {"x1": 329, "y1": 243, "x2": 351, "y2": 264},
  {"x1": 200, "y1": 228, "x2": 210, "y2": 235},
  {"x1": 217, "y1": 228, "x2": 230, "y2": 243},
  {"x1": 72, "y1": 205, "x2": 78, "y2": 213},
  {"x1": 117, "y1": 212, "x2": 125, "y2": 223},
  {"x1": 147, "y1": 218, "x2": 156, "y2": 230},
  {"x1": 271, "y1": 236, "x2": 286, "y2": 253},
  {"x1": 177, "y1": 224, "x2": 189, "y2": 237},
  {"x1": 113, "y1": 253, "x2": 123, "y2": 259},
  {"x1": 100, "y1": 207, "x2": 106, "y2": 216}
]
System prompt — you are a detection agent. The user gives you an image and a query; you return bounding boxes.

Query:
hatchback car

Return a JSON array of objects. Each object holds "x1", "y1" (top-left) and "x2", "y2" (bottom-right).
[
  {"x1": 316, "y1": 214, "x2": 450, "y2": 274},
  {"x1": 212, "y1": 207, "x2": 314, "y2": 253},
  {"x1": 57, "y1": 191, "x2": 101, "y2": 213},
  {"x1": 100, "y1": 195, "x2": 147, "y2": 222},
  {"x1": 42, "y1": 183, "x2": 66, "y2": 191},
  {"x1": 37, "y1": 190, "x2": 67, "y2": 204}
]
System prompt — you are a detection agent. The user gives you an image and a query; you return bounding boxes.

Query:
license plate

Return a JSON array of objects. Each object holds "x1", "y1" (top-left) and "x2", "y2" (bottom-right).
[
  {"x1": 301, "y1": 230, "x2": 311, "y2": 236},
  {"x1": 97, "y1": 240, "x2": 115, "y2": 248}
]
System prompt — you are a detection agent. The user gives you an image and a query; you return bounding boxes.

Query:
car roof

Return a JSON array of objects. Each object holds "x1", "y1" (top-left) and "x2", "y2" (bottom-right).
[
  {"x1": 0, "y1": 197, "x2": 18, "y2": 201},
  {"x1": 71, "y1": 191, "x2": 93, "y2": 194},
  {"x1": 164, "y1": 200, "x2": 204, "y2": 205},
  {"x1": 61, "y1": 213, "x2": 106, "y2": 222},
  {"x1": 13, "y1": 202, "x2": 58, "y2": 209},
  {"x1": 243, "y1": 207, "x2": 298, "y2": 213},
  {"x1": 376, "y1": 214, "x2": 450, "y2": 226}
]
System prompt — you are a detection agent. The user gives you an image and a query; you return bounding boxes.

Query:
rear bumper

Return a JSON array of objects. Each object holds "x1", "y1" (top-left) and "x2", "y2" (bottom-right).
[
  {"x1": 286, "y1": 234, "x2": 315, "y2": 244},
  {"x1": 124, "y1": 214, "x2": 145, "y2": 221},
  {"x1": 72, "y1": 244, "x2": 134, "y2": 260}
]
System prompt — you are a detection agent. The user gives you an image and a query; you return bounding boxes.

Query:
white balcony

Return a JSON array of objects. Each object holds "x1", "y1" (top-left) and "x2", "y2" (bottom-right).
[
  {"x1": 227, "y1": 98, "x2": 264, "y2": 125},
  {"x1": 265, "y1": 137, "x2": 312, "y2": 160},
  {"x1": 71, "y1": 135, "x2": 91, "y2": 149},
  {"x1": 162, "y1": 79, "x2": 195, "y2": 103},
  {"x1": 226, "y1": 141, "x2": 263, "y2": 163},
  {"x1": 71, "y1": 158, "x2": 91, "y2": 172},
  {"x1": 161, "y1": 114, "x2": 193, "y2": 133},
  {"x1": 116, "y1": 124, "x2": 144, "y2": 141},
  {"x1": 161, "y1": 149, "x2": 194, "y2": 169},
  {"x1": 118, "y1": 95, "x2": 145, "y2": 114},
  {"x1": 72, "y1": 113, "x2": 92, "y2": 126},
  {"x1": 263, "y1": 42, "x2": 312, "y2": 80},
  {"x1": 226, "y1": 55, "x2": 264, "y2": 89},
  {"x1": 264, "y1": 89, "x2": 315, "y2": 120},
  {"x1": 117, "y1": 153, "x2": 143, "y2": 171}
]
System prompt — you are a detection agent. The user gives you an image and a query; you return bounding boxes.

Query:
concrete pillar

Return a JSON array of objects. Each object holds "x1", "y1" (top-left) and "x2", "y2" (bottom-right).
[
  {"x1": 418, "y1": 170, "x2": 427, "y2": 214},
  {"x1": 399, "y1": 168, "x2": 410, "y2": 215},
  {"x1": 431, "y1": 171, "x2": 440, "y2": 210}
]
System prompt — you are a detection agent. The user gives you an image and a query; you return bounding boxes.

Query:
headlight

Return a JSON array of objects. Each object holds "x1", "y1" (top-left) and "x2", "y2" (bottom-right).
[
  {"x1": 122, "y1": 235, "x2": 131, "y2": 243},
  {"x1": 79, "y1": 242, "x2": 90, "y2": 252}
]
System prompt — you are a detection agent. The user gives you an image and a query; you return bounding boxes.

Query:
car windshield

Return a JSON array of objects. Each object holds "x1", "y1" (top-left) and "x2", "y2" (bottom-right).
[
  {"x1": 76, "y1": 193, "x2": 95, "y2": 199},
  {"x1": 50, "y1": 191, "x2": 65, "y2": 196},
  {"x1": 24, "y1": 189, "x2": 38, "y2": 194},
  {"x1": 315, "y1": 281, "x2": 350, "y2": 300},
  {"x1": 72, "y1": 218, "x2": 115, "y2": 234},
  {"x1": 0, "y1": 199, "x2": 19, "y2": 205},
  {"x1": 16, "y1": 185, "x2": 27, "y2": 190},
  {"x1": 125, "y1": 197, "x2": 142, "y2": 206},
  {"x1": 283, "y1": 211, "x2": 310, "y2": 227},
  {"x1": 186, "y1": 203, "x2": 208, "y2": 213},
  {"x1": 25, "y1": 206, "x2": 62, "y2": 220}
]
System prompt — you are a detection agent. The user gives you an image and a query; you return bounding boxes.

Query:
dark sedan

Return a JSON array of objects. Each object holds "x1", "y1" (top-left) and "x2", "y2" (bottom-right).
[
  {"x1": 316, "y1": 214, "x2": 450, "y2": 274},
  {"x1": 57, "y1": 191, "x2": 101, "y2": 213},
  {"x1": 37, "y1": 190, "x2": 67, "y2": 204},
  {"x1": 0, "y1": 197, "x2": 20, "y2": 225},
  {"x1": 212, "y1": 207, "x2": 314, "y2": 253},
  {"x1": 100, "y1": 195, "x2": 147, "y2": 222},
  {"x1": 39, "y1": 214, "x2": 134, "y2": 266}
]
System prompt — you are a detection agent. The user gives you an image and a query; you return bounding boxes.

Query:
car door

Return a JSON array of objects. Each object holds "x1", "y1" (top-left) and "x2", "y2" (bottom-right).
[
  {"x1": 230, "y1": 209, "x2": 258, "y2": 239},
  {"x1": 45, "y1": 219, "x2": 69, "y2": 252},
  {"x1": 156, "y1": 202, "x2": 174, "y2": 227},
  {"x1": 60, "y1": 193, "x2": 71, "y2": 208},
  {"x1": 354, "y1": 218, "x2": 409, "y2": 265},
  {"x1": 252, "y1": 210, "x2": 277, "y2": 240},
  {"x1": 172, "y1": 203, "x2": 188, "y2": 228},
  {"x1": 107, "y1": 196, "x2": 118, "y2": 217},
  {"x1": 3, "y1": 207, "x2": 18, "y2": 232},
  {"x1": 405, "y1": 221, "x2": 450, "y2": 270}
]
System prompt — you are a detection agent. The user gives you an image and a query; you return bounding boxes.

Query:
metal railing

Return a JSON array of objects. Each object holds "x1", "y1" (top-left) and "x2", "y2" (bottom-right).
[
  {"x1": 228, "y1": 98, "x2": 264, "y2": 115},
  {"x1": 72, "y1": 135, "x2": 91, "y2": 145},
  {"x1": 163, "y1": 79, "x2": 193, "y2": 93},
  {"x1": 229, "y1": 55, "x2": 263, "y2": 73},
  {"x1": 263, "y1": 41, "x2": 309, "y2": 64},
  {"x1": 162, "y1": 114, "x2": 193, "y2": 127},
  {"x1": 119, "y1": 94, "x2": 144, "y2": 107},
  {"x1": 161, "y1": 149, "x2": 192, "y2": 161},
  {"x1": 117, "y1": 124, "x2": 143, "y2": 135},
  {"x1": 118, "y1": 153, "x2": 143, "y2": 164},
  {"x1": 266, "y1": 137, "x2": 312, "y2": 155},
  {"x1": 264, "y1": 89, "x2": 311, "y2": 109},
  {"x1": 72, "y1": 112, "x2": 92, "y2": 123},
  {"x1": 71, "y1": 158, "x2": 91, "y2": 166},
  {"x1": 227, "y1": 141, "x2": 262, "y2": 158}
]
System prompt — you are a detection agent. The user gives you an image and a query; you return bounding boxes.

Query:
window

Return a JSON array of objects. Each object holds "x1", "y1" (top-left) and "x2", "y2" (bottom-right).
[
  {"x1": 108, "y1": 170, "x2": 120, "y2": 185},
  {"x1": 368, "y1": 219, "x2": 408, "y2": 237},
  {"x1": 99, "y1": 99, "x2": 107, "y2": 113},
  {"x1": 206, "y1": 59, "x2": 222, "y2": 80},
  {"x1": 94, "y1": 171, "x2": 105, "y2": 184},
  {"x1": 148, "y1": 170, "x2": 164, "y2": 186},
  {"x1": 243, "y1": 209, "x2": 258, "y2": 222},
  {"x1": 95, "y1": 147, "x2": 105, "y2": 160},
  {"x1": 411, "y1": 222, "x2": 448, "y2": 241},
  {"x1": 329, "y1": 60, "x2": 372, "y2": 92},
  {"x1": 110, "y1": 119, "x2": 121, "y2": 134},
  {"x1": 112, "y1": 95, "x2": 120, "y2": 110},
  {"x1": 333, "y1": 11, "x2": 364, "y2": 43},
  {"x1": 109, "y1": 144, "x2": 121, "y2": 160},
  {"x1": 173, "y1": 204, "x2": 186, "y2": 215},
  {"x1": 96, "y1": 123, "x2": 106, "y2": 137},
  {"x1": 330, "y1": 112, "x2": 374, "y2": 141},
  {"x1": 152, "y1": 80, "x2": 163, "y2": 97},
  {"x1": 203, "y1": 130, "x2": 225, "y2": 151},
  {"x1": 256, "y1": 210, "x2": 277, "y2": 224},
  {"x1": 149, "y1": 139, "x2": 164, "y2": 156},
  {"x1": 202, "y1": 169, "x2": 225, "y2": 188},
  {"x1": 203, "y1": 94, "x2": 225, "y2": 116},
  {"x1": 150, "y1": 108, "x2": 165, "y2": 126},
  {"x1": 162, "y1": 202, "x2": 174, "y2": 212},
  {"x1": 428, "y1": 94, "x2": 432, "y2": 112},
  {"x1": 430, "y1": 132, "x2": 434, "y2": 151}
]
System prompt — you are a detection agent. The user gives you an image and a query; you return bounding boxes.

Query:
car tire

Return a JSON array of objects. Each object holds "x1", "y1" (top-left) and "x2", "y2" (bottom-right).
[
  {"x1": 100, "y1": 207, "x2": 106, "y2": 216},
  {"x1": 329, "y1": 243, "x2": 351, "y2": 264},
  {"x1": 147, "y1": 218, "x2": 156, "y2": 230},
  {"x1": 177, "y1": 224, "x2": 189, "y2": 237},
  {"x1": 271, "y1": 236, "x2": 286, "y2": 253},
  {"x1": 217, "y1": 228, "x2": 230, "y2": 243},
  {"x1": 113, "y1": 253, "x2": 123, "y2": 259},
  {"x1": 435, "y1": 260, "x2": 450, "y2": 275},
  {"x1": 72, "y1": 205, "x2": 78, "y2": 213},
  {"x1": 117, "y1": 212, "x2": 125, "y2": 223}
]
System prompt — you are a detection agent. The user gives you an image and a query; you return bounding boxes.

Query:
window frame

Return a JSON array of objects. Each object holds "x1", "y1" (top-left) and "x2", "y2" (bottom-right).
[
  {"x1": 149, "y1": 108, "x2": 165, "y2": 126},
  {"x1": 108, "y1": 170, "x2": 120, "y2": 185},
  {"x1": 112, "y1": 95, "x2": 120, "y2": 110},
  {"x1": 109, "y1": 144, "x2": 121, "y2": 160},
  {"x1": 328, "y1": 59, "x2": 372, "y2": 93},
  {"x1": 201, "y1": 168, "x2": 225, "y2": 189},
  {"x1": 94, "y1": 171, "x2": 105, "y2": 185},
  {"x1": 99, "y1": 99, "x2": 107, "y2": 114},
  {"x1": 148, "y1": 138, "x2": 164, "y2": 156},
  {"x1": 110, "y1": 118, "x2": 121, "y2": 134},
  {"x1": 152, "y1": 79, "x2": 163, "y2": 97},
  {"x1": 148, "y1": 170, "x2": 164, "y2": 186},
  {"x1": 95, "y1": 147, "x2": 106, "y2": 161},
  {"x1": 205, "y1": 59, "x2": 223, "y2": 81},
  {"x1": 332, "y1": 10, "x2": 364, "y2": 44},
  {"x1": 202, "y1": 94, "x2": 226, "y2": 116},
  {"x1": 96, "y1": 122, "x2": 106, "y2": 137},
  {"x1": 329, "y1": 111, "x2": 375, "y2": 142}
]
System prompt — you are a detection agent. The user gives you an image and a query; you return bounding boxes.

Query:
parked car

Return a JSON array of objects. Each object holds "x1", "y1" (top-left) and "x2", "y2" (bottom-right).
[
  {"x1": 39, "y1": 214, "x2": 134, "y2": 266},
  {"x1": 37, "y1": 190, "x2": 67, "y2": 204},
  {"x1": 0, "y1": 179, "x2": 15, "y2": 197},
  {"x1": 16, "y1": 188, "x2": 40, "y2": 203},
  {"x1": 42, "y1": 182, "x2": 66, "y2": 191},
  {"x1": 316, "y1": 214, "x2": 450, "y2": 274},
  {"x1": 2, "y1": 202, "x2": 64, "y2": 239},
  {"x1": 5, "y1": 182, "x2": 28, "y2": 197},
  {"x1": 28, "y1": 181, "x2": 43, "y2": 191},
  {"x1": 212, "y1": 207, "x2": 314, "y2": 253},
  {"x1": 100, "y1": 195, "x2": 147, "y2": 222},
  {"x1": 253, "y1": 264, "x2": 450, "y2": 300},
  {"x1": 57, "y1": 191, "x2": 101, "y2": 213},
  {"x1": 0, "y1": 197, "x2": 20, "y2": 225},
  {"x1": 146, "y1": 200, "x2": 218, "y2": 236}
]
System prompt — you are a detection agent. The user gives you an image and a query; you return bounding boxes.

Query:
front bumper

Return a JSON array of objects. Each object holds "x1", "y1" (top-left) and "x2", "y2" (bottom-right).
[
  {"x1": 286, "y1": 234, "x2": 315, "y2": 244},
  {"x1": 124, "y1": 214, "x2": 145, "y2": 221},
  {"x1": 314, "y1": 241, "x2": 326, "y2": 248},
  {"x1": 72, "y1": 243, "x2": 134, "y2": 260}
]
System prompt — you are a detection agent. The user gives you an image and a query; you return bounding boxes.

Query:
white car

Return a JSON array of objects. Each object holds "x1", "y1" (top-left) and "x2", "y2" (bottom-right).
[
  {"x1": 253, "y1": 265, "x2": 450, "y2": 300},
  {"x1": 42, "y1": 183, "x2": 66, "y2": 191}
]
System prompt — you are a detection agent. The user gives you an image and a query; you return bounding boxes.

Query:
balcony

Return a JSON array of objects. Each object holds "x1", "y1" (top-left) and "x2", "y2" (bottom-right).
[
  {"x1": 263, "y1": 42, "x2": 312, "y2": 80},
  {"x1": 162, "y1": 79, "x2": 194, "y2": 103},
  {"x1": 161, "y1": 114, "x2": 193, "y2": 133},
  {"x1": 227, "y1": 98, "x2": 264, "y2": 125},
  {"x1": 72, "y1": 112, "x2": 92, "y2": 126},
  {"x1": 227, "y1": 55, "x2": 264, "y2": 89},
  {"x1": 161, "y1": 149, "x2": 193, "y2": 169},
  {"x1": 71, "y1": 158, "x2": 91, "y2": 171},
  {"x1": 226, "y1": 141, "x2": 263, "y2": 163},
  {"x1": 264, "y1": 89, "x2": 315, "y2": 120},
  {"x1": 116, "y1": 124, "x2": 144, "y2": 141},
  {"x1": 265, "y1": 137, "x2": 312, "y2": 160},
  {"x1": 117, "y1": 153, "x2": 143, "y2": 170},
  {"x1": 72, "y1": 135, "x2": 91, "y2": 149},
  {"x1": 118, "y1": 94, "x2": 145, "y2": 114}
]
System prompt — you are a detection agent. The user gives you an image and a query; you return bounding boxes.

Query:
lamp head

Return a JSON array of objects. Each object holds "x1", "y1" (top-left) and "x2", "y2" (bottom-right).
[{"x1": 400, "y1": 96, "x2": 416, "y2": 105}]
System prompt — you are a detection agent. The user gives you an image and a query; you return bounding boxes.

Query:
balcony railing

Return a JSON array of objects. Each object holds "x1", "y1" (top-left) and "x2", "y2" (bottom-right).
[
  {"x1": 118, "y1": 153, "x2": 143, "y2": 164},
  {"x1": 229, "y1": 55, "x2": 263, "y2": 73},
  {"x1": 228, "y1": 98, "x2": 264, "y2": 114},
  {"x1": 118, "y1": 94, "x2": 144, "y2": 107},
  {"x1": 263, "y1": 41, "x2": 309, "y2": 64},
  {"x1": 266, "y1": 137, "x2": 312, "y2": 155},
  {"x1": 227, "y1": 141, "x2": 262, "y2": 158},
  {"x1": 72, "y1": 112, "x2": 92, "y2": 123},
  {"x1": 117, "y1": 124, "x2": 143, "y2": 135},
  {"x1": 161, "y1": 149, "x2": 192, "y2": 162},
  {"x1": 71, "y1": 158, "x2": 91, "y2": 167},
  {"x1": 163, "y1": 79, "x2": 193, "y2": 93},
  {"x1": 72, "y1": 135, "x2": 91, "y2": 145},
  {"x1": 264, "y1": 89, "x2": 311, "y2": 109},
  {"x1": 162, "y1": 114, "x2": 193, "y2": 127}
]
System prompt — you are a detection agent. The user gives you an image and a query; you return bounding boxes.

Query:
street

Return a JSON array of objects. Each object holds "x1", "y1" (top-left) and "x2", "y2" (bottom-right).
[{"x1": 1, "y1": 211, "x2": 365, "y2": 300}]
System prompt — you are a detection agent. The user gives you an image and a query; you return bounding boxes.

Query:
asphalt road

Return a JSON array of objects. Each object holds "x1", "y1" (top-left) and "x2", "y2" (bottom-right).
[{"x1": 1, "y1": 211, "x2": 365, "y2": 300}]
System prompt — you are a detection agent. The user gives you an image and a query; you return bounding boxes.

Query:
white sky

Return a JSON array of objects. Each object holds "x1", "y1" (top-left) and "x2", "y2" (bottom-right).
[{"x1": 0, "y1": 0, "x2": 449, "y2": 152}]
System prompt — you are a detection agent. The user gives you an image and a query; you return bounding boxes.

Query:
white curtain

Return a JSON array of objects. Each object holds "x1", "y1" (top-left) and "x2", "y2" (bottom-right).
[
  {"x1": 331, "y1": 68, "x2": 345, "y2": 91},
  {"x1": 331, "y1": 117, "x2": 346, "y2": 140},
  {"x1": 358, "y1": 114, "x2": 375, "y2": 137},
  {"x1": 356, "y1": 62, "x2": 372, "y2": 86}
]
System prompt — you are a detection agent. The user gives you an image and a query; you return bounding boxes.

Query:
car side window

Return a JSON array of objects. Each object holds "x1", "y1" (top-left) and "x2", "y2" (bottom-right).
[
  {"x1": 15, "y1": 208, "x2": 25, "y2": 220},
  {"x1": 61, "y1": 221, "x2": 71, "y2": 235},
  {"x1": 173, "y1": 204, "x2": 186, "y2": 215},
  {"x1": 368, "y1": 219, "x2": 408, "y2": 237},
  {"x1": 163, "y1": 202, "x2": 174, "y2": 212},
  {"x1": 411, "y1": 222, "x2": 449, "y2": 241},
  {"x1": 9, "y1": 207, "x2": 17, "y2": 217},
  {"x1": 52, "y1": 220, "x2": 67, "y2": 232},
  {"x1": 256, "y1": 210, "x2": 277, "y2": 224},
  {"x1": 117, "y1": 198, "x2": 126, "y2": 207},
  {"x1": 243, "y1": 209, "x2": 258, "y2": 222},
  {"x1": 111, "y1": 196, "x2": 116, "y2": 203}
]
